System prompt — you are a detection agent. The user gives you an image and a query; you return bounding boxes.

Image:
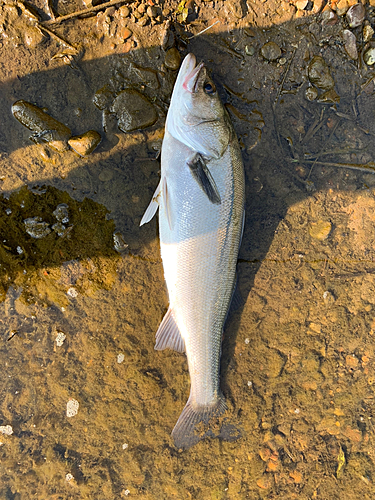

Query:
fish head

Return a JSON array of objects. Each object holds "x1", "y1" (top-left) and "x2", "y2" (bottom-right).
[{"x1": 166, "y1": 54, "x2": 232, "y2": 159}]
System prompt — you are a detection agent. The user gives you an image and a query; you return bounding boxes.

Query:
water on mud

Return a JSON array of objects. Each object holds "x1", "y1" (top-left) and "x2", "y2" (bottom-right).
[{"x1": 1, "y1": 0, "x2": 375, "y2": 498}]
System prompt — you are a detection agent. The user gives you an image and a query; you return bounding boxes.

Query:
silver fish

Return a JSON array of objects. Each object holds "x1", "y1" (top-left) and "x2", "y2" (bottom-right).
[{"x1": 140, "y1": 53, "x2": 245, "y2": 449}]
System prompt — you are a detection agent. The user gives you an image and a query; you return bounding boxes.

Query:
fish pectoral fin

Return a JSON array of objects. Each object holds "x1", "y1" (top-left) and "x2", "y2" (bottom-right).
[
  {"x1": 155, "y1": 307, "x2": 185, "y2": 353},
  {"x1": 139, "y1": 180, "x2": 161, "y2": 226},
  {"x1": 187, "y1": 153, "x2": 221, "y2": 205}
]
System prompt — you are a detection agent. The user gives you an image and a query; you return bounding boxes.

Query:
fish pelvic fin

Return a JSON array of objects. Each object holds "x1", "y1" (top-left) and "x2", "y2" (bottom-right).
[
  {"x1": 172, "y1": 394, "x2": 228, "y2": 450},
  {"x1": 155, "y1": 307, "x2": 185, "y2": 353},
  {"x1": 140, "y1": 180, "x2": 161, "y2": 226},
  {"x1": 187, "y1": 153, "x2": 221, "y2": 205}
]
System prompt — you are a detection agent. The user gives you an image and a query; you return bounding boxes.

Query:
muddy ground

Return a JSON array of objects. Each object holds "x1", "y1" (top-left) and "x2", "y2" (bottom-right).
[{"x1": 1, "y1": 0, "x2": 375, "y2": 498}]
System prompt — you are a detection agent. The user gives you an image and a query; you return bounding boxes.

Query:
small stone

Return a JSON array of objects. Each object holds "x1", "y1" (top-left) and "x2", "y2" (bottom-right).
[
  {"x1": 336, "y1": 0, "x2": 350, "y2": 15},
  {"x1": 66, "y1": 473, "x2": 74, "y2": 482},
  {"x1": 296, "y1": 0, "x2": 308, "y2": 10},
  {"x1": 363, "y1": 24, "x2": 374, "y2": 43},
  {"x1": 164, "y1": 47, "x2": 181, "y2": 70},
  {"x1": 305, "y1": 86, "x2": 319, "y2": 101},
  {"x1": 317, "y1": 89, "x2": 340, "y2": 104},
  {"x1": 66, "y1": 399, "x2": 79, "y2": 418},
  {"x1": 323, "y1": 290, "x2": 335, "y2": 304},
  {"x1": 147, "y1": 5, "x2": 158, "y2": 17},
  {"x1": 113, "y1": 232, "x2": 128, "y2": 253},
  {"x1": 110, "y1": 90, "x2": 158, "y2": 132},
  {"x1": 52, "y1": 222, "x2": 66, "y2": 236},
  {"x1": 342, "y1": 29, "x2": 358, "y2": 60},
  {"x1": 312, "y1": 0, "x2": 325, "y2": 13},
  {"x1": 53, "y1": 203, "x2": 69, "y2": 222},
  {"x1": 245, "y1": 45, "x2": 255, "y2": 56},
  {"x1": 119, "y1": 5, "x2": 130, "y2": 17},
  {"x1": 0, "y1": 425, "x2": 13, "y2": 435},
  {"x1": 137, "y1": 3, "x2": 146, "y2": 14},
  {"x1": 308, "y1": 56, "x2": 334, "y2": 90},
  {"x1": 67, "y1": 287, "x2": 78, "y2": 298},
  {"x1": 309, "y1": 220, "x2": 332, "y2": 240},
  {"x1": 24, "y1": 217, "x2": 51, "y2": 239},
  {"x1": 138, "y1": 14, "x2": 149, "y2": 26},
  {"x1": 346, "y1": 3, "x2": 365, "y2": 28},
  {"x1": 16, "y1": 246, "x2": 23, "y2": 254},
  {"x1": 260, "y1": 41, "x2": 282, "y2": 61},
  {"x1": 68, "y1": 130, "x2": 101, "y2": 156},
  {"x1": 55, "y1": 331, "x2": 66, "y2": 346},
  {"x1": 122, "y1": 442, "x2": 128, "y2": 449},
  {"x1": 117, "y1": 353, "x2": 125, "y2": 363},
  {"x1": 364, "y1": 47, "x2": 375, "y2": 66},
  {"x1": 119, "y1": 27, "x2": 132, "y2": 40}
]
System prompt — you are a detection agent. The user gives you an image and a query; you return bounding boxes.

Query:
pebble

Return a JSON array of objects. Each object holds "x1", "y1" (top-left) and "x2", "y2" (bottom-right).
[
  {"x1": 119, "y1": 27, "x2": 132, "y2": 40},
  {"x1": 164, "y1": 47, "x2": 181, "y2": 70},
  {"x1": 363, "y1": 24, "x2": 374, "y2": 43},
  {"x1": 296, "y1": 0, "x2": 308, "y2": 10},
  {"x1": 260, "y1": 41, "x2": 281, "y2": 61},
  {"x1": 336, "y1": 0, "x2": 350, "y2": 16},
  {"x1": 66, "y1": 473, "x2": 74, "y2": 482},
  {"x1": 24, "y1": 217, "x2": 51, "y2": 239},
  {"x1": 364, "y1": 47, "x2": 375, "y2": 66},
  {"x1": 113, "y1": 231, "x2": 128, "y2": 253},
  {"x1": 305, "y1": 86, "x2": 319, "y2": 101},
  {"x1": 138, "y1": 14, "x2": 149, "y2": 27},
  {"x1": 68, "y1": 130, "x2": 101, "y2": 156},
  {"x1": 0, "y1": 425, "x2": 13, "y2": 435},
  {"x1": 147, "y1": 5, "x2": 158, "y2": 17},
  {"x1": 309, "y1": 220, "x2": 332, "y2": 240},
  {"x1": 317, "y1": 89, "x2": 340, "y2": 104},
  {"x1": 67, "y1": 287, "x2": 78, "y2": 298},
  {"x1": 342, "y1": 29, "x2": 358, "y2": 60},
  {"x1": 245, "y1": 45, "x2": 255, "y2": 56},
  {"x1": 308, "y1": 55, "x2": 334, "y2": 90},
  {"x1": 52, "y1": 222, "x2": 66, "y2": 236},
  {"x1": 346, "y1": 3, "x2": 365, "y2": 28},
  {"x1": 117, "y1": 353, "x2": 125, "y2": 363},
  {"x1": 55, "y1": 331, "x2": 66, "y2": 346},
  {"x1": 110, "y1": 89, "x2": 158, "y2": 132},
  {"x1": 119, "y1": 5, "x2": 130, "y2": 17},
  {"x1": 66, "y1": 398, "x2": 79, "y2": 417}
]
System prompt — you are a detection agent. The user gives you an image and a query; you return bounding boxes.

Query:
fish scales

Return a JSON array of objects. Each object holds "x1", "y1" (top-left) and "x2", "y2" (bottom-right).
[{"x1": 140, "y1": 53, "x2": 245, "y2": 449}]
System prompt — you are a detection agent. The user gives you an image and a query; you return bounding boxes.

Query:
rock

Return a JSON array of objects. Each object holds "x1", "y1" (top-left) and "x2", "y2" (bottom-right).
[
  {"x1": 363, "y1": 24, "x2": 374, "y2": 43},
  {"x1": 260, "y1": 41, "x2": 282, "y2": 61},
  {"x1": 110, "y1": 90, "x2": 158, "y2": 132},
  {"x1": 346, "y1": 3, "x2": 365, "y2": 28},
  {"x1": 118, "y1": 5, "x2": 130, "y2": 17},
  {"x1": 317, "y1": 89, "x2": 340, "y2": 104},
  {"x1": 164, "y1": 47, "x2": 181, "y2": 70},
  {"x1": 24, "y1": 217, "x2": 51, "y2": 239},
  {"x1": 308, "y1": 55, "x2": 334, "y2": 90},
  {"x1": 147, "y1": 5, "x2": 158, "y2": 17},
  {"x1": 342, "y1": 29, "x2": 358, "y2": 60},
  {"x1": 305, "y1": 86, "x2": 319, "y2": 101},
  {"x1": 336, "y1": 0, "x2": 350, "y2": 16},
  {"x1": 364, "y1": 47, "x2": 375, "y2": 66},
  {"x1": 309, "y1": 220, "x2": 332, "y2": 240},
  {"x1": 68, "y1": 130, "x2": 101, "y2": 156},
  {"x1": 296, "y1": 0, "x2": 308, "y2": 10}
]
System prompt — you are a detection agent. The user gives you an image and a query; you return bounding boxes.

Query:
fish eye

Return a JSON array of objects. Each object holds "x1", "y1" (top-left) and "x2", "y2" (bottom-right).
[{"x1": 204, "y1": 81, "x2": 216, "y2": 94}]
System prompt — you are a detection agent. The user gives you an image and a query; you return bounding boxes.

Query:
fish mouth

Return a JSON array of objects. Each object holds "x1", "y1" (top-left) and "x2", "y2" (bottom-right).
[{"x1": 182, "y1": 55, "x2": 204, "y2": 93}]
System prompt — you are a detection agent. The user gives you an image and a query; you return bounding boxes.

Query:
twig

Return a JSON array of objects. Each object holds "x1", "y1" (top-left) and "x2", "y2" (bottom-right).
[
  {"x1": 189, "y1": 20, "x2": 220, "y2": 39},
  {"x1": 40, "y1": 0, "x2": 132, "y2": 26},
  {"x1": 38, "y1": 23, "x2": 78, "y2": 51},
  {"x1": 274, "y1": 47, "x2": 297, "y2": 108},
  {"x1": 293, "y1": 159, "x2": 375, "y2": 174}
]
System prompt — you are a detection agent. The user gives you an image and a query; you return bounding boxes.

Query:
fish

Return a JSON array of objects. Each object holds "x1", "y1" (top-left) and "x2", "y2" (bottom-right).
[{"x1": 140, "y1": 53, "x2": 245, "y2": 449}]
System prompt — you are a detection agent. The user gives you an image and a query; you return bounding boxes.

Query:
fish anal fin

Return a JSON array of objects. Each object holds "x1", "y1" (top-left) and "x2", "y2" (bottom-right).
[
  {"x1": 140, "y1": 180, "x2": 161, "y2": 226},
  {"x1": 172, "y1": 395, "x2": 228, "y2": 450},
  {"x1": 155, "y1": 307, "x2": 185, "y2": 353},
  {"x1": 187, "y1": 153, "x2": 221, "y2": 205}
]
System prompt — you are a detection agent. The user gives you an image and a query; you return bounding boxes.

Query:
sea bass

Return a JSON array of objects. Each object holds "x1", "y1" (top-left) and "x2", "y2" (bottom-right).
[{"x1": 140, "y1": 53, "x2": 245, "y2": 449}]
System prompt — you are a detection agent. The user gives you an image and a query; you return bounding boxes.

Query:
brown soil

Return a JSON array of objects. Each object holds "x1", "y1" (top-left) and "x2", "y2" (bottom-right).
[{"x1": 1, "y1": 0, "x2": 375, "y2": 498}]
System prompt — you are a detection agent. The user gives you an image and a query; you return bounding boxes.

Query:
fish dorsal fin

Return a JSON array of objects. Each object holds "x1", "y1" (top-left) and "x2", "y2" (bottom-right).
[
  {"x1": 187, "y1": 153, "x2": 221, "y2": 205},
  {"x1": 162, "y1": 176, "x2": 172, "y2": 230},
  {"x1": 155, "y1": 307, "x2": 185, "y2": 353},
  {"x1": 139, "y1": 180, "x2": 161, "y2": 226}
]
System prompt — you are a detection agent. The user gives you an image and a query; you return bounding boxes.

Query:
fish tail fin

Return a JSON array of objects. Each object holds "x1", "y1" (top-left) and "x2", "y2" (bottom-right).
[{"x1": 171, "y1": 395, "x2": 227, "y2": 450}]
